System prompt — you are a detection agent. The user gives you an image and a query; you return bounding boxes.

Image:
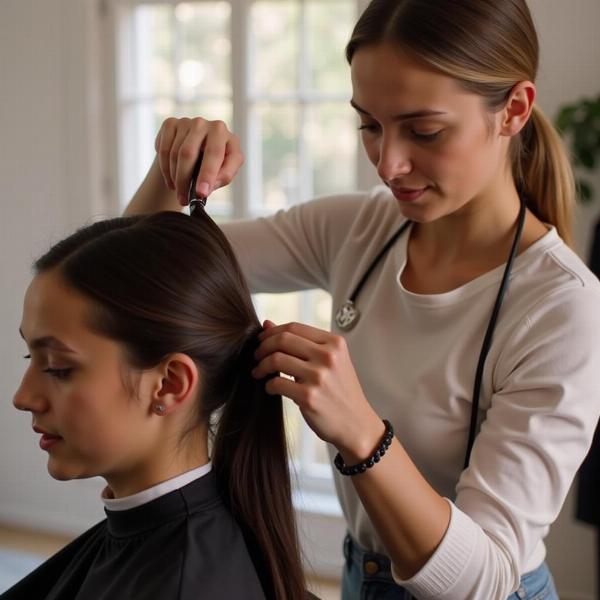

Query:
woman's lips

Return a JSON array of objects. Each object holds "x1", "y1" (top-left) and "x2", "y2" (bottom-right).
[
  {"x1": 34, "y1": 427, "x2": 63, "y2": 451},
  {"x1": 39, "y1": 434, "x2": 62, "y2": 451},
  {"x1": 391, "y1": 186, "x2": 430, "y2": 202}
]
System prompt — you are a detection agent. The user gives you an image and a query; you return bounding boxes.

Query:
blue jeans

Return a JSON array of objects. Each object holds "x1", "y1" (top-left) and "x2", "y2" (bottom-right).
[{"x1": 341, "y1": 534, "x2": 559, "y2": 600}]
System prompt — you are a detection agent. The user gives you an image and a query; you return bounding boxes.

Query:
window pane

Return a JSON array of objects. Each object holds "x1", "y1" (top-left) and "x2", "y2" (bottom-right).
[
  {"x1": 117, "y1": 2, "x2": 233, "y2": 209},
  {"x1": 254, "y1": 291, "x2": 301, "y2": 325},
  {"x1": 119, "y1": 98, "x2": 175, "y2": 207},
  {"x1": 306, "y1": 102, "x2": 357, "y2": 197},
  {"x1": 176, "y1": 100, "x2": 232, "y2": 122},
  {"x1": 125, "y1": 4, "x2": 175, "y2": 97},
  {"x1": 299, "y1": 289, "x2": 332, "y2": 469},
  {"x1": 250, "y1": 2, "x2": 299, "y2": 95},
  {"x1": 176, "y1": 2, "x2": 231, "y2": 99},
  {"x1": 250, "y1": 103, "x2": 299, "y2": 212},
  {"x1": 307, "y1": 1, "x2": 354, "y2": 93},
  {"x1": 314, "y1": 438, "x2": 332, "y2": 465},
  {"x1": 301, "y1": 289, "x2": 332, "y2": 331}
]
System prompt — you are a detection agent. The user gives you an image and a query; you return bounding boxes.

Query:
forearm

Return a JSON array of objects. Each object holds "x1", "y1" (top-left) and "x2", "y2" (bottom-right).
[
  {"x1": 340, "y1": 429, "x2": 451, "y2": 579},
  {"x1": 123, "y1": 155, "x2": 182, "y2": 216}
]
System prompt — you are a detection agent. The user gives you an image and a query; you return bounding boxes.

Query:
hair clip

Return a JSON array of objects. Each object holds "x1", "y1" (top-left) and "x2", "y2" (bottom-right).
[{"x1": 188, "y1": 152, "x2": 207, "y2": 215}]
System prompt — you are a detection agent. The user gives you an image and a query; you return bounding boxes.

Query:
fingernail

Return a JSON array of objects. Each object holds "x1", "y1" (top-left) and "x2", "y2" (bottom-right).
[{"x1": 198, "y1": 182, "x2": 210, "y2": 197}]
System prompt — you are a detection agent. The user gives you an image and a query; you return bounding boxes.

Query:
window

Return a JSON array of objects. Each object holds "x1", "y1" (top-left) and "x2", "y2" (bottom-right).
[{"x1": 104, "y1": 0, "x2": 367, "y2": 500}]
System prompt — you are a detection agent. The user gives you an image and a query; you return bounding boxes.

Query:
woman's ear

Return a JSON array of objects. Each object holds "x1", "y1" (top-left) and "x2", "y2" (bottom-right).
[
  {"x1": 149, "y1": 353, "x2": 199, "y2": 417},
  {"x1": 499, "y1": 80, "x2": 536, "y2": 137}
]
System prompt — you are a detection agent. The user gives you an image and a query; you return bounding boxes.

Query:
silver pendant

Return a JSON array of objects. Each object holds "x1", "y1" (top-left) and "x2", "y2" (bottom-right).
[{"x1": 335, "y1": 300, "x2": 360, "y2": 331}]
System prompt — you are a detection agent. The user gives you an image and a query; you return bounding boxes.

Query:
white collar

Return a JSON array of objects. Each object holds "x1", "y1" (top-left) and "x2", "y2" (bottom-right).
[{"x1": 101, "y1": 462, "x2": 213, "y2": 512}]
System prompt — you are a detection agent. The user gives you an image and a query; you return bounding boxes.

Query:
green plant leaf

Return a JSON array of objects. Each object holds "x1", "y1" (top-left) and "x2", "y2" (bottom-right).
[
  {"x1": 577, "y1": 180, "x2": 593, "y2": 202},
  {"x1": 555, "y1": 95, "x2": 600, "y2": 202},
  {"x1": 555, "y1": 105, "x2": 578, "y2": 131},
  {"x1": 579, "y1": 148, "x2": 596, "y2": 169}
]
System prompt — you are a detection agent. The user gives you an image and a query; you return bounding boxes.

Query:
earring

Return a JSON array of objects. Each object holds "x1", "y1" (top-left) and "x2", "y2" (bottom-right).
[{"x1": 153, "y1": 403, "x2": 166, "y2": 415}]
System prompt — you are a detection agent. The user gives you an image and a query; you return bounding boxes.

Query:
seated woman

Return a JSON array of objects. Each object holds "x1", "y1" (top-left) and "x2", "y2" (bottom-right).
[{"x1": 3, "y1": 207, "x2": 311, "y2": 600}]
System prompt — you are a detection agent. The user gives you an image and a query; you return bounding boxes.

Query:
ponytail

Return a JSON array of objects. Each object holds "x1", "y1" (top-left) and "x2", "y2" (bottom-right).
[
  {"x1": 512, "y1": 105, "x2": 576, "y2": 247},
  {"x1": 183, "y1": 206, "x2": 306, "y2": 599},
  {"x1": 212, "y1": 329, "x2": 306, "y2": 600}
]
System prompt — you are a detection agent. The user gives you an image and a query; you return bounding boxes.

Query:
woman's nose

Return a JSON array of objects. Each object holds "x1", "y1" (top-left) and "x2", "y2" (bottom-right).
[
  {"x1": 13, "y1": 372, "x2": 48, "y2": 413},
  {"x1": 376, "y1": 138, "x2": 412, "y2": 183}
]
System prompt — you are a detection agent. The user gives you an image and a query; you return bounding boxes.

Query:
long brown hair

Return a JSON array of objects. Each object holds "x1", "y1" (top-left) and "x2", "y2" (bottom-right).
[
  {"x1": 34, "y1": 209, "x2": 306, "y2": 600},
  {"x1": 346, "y1": 0, "x2": 576, "y2": 246}
]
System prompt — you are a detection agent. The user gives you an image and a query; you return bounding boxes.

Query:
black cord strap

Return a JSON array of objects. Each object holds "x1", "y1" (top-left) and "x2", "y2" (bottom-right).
[
  {"x1": 349, "y1": 221, "x2": 411, "y2": 303},
  {"x1": 334, "y1": 420, "x2": 394, "y2": 476},
  {"x1": 463, "y1": 197, "x2": 527, "y2": 468}
]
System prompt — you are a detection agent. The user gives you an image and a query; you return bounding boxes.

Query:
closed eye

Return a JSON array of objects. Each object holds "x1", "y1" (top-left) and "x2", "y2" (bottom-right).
[
  {"x1": 358, "y1": 124, "x2": 443, "y2": 141},
  {"x1": 42, "y1": 368, "x2": 73, "y2": 381},
  {"x1": 412, "y1": 130, "x2": 442, "y2": 141},
  {"x1": 358, "y1": 123, "x2": 379, "y2": 133}
]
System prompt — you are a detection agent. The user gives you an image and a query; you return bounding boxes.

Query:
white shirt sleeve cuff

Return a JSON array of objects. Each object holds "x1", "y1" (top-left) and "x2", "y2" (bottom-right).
[{"x1": 391, "y1": 499, "x2": 478, "y2": 599}]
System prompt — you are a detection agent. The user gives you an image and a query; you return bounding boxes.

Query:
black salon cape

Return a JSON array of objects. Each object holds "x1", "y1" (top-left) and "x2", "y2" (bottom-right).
[{"x1": 0, "y1": 471, "x2": 269, "y2": 600}]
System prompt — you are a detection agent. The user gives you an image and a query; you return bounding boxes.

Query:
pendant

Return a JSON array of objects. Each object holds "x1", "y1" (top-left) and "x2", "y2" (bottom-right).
[{"x1": 335, "y1": 300, "x2": 360, "y2": 331}]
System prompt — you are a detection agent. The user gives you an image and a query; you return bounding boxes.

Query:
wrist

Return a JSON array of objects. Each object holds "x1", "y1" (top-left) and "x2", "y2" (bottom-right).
[
  {"x1": 127, "y1": 156, "x2": 180, "y2": 216},
  {"x1": 149, "y1": 155, "x2": 180, "y2": 206},
  {"x1": 337, "y1": 417, "x2": 387, "y2": 466},
  {"x1": 334, "y1": 419, "x2": 394, "y2": 476}
]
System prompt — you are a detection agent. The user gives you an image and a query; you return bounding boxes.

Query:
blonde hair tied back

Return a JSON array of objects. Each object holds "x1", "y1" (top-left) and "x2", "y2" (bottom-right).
[{"x1": 347, "y1": 0, "x2": 576, "y2": 246}]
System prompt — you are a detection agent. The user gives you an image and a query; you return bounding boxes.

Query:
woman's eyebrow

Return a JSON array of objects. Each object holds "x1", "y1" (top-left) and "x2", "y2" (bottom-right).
[
  {"x1": 19, "y1": 327, "x2": 76, "y2": 353},
  {"x1": 350, "y1": 99, "x2": 447, "y2": 121}
]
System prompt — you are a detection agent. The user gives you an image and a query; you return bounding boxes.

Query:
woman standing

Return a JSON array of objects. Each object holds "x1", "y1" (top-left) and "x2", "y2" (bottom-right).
[{"x1": 127, "y1": 1, "x2": 600, "y2": 598}]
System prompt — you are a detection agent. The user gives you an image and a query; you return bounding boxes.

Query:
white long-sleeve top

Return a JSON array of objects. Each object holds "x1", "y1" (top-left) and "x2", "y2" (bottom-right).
[{"x1": 222, "y1": 186, "x2": 600, "y2": 599}]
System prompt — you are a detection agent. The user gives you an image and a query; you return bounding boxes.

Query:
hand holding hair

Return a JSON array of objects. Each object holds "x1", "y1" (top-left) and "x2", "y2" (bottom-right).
[
  {"x1": 253, "y1": 320, "x2": 386, "y2": 465},
  {"x1": 154, "y1": 116, "x2": 244, "y2": 206}
]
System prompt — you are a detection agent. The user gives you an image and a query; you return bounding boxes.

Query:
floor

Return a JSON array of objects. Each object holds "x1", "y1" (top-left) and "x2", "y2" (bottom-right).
[
  {"x1": 0, "y1": 524, "x2": 73, "y2": 556},
  {"x1": 0, "y1": 523, "x2": 342, "y2": 599},
  {"x1": 306, "y1": 576, "x2": 341, "y2": 600}
]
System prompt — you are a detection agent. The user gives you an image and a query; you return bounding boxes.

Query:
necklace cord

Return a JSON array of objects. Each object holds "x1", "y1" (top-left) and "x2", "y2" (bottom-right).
[
  {"x1": 463, "y1": 197, "x2": 527, "y2": 469},
  {"x1": 350, "y1": 220, "x2": 412, "y2": 302}
]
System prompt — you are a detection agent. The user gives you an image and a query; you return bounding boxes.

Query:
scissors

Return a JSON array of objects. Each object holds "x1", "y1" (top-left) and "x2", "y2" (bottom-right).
[{"x1": 188, "y1": 152, "x2": 207, "y2": 215}]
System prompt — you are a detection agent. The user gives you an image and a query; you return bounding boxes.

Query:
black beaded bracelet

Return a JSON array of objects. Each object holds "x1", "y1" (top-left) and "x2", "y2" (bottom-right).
[{"x1": 333, "y1": 419, "x2": 394, "y2": 476}]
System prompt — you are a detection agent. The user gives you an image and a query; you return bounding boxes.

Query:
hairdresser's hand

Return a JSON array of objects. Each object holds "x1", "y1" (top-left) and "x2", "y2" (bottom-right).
[
  {"x1": 154, "y1": 117, "x2": 244, "y2": 205},
  {"x1": 252, "y1": 320, "x2": 386, "y2": 464}
]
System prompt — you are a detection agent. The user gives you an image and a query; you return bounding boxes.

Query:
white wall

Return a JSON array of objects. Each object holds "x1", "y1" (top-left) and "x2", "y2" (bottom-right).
[
  {"x1": 530, "y1": 0, "x2": 600, "y2": 259},
  {"x1": 0, "y1": 0, "x2": 599, "y2": 596},
  {"x1": 0, "y1": 0, "x2": 107, "y2": 533}
]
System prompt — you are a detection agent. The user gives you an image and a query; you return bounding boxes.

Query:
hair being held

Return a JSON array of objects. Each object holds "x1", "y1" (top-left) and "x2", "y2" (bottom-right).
[{"x1": 34, "y1": 208, "x2": 306, "y2": 600}]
